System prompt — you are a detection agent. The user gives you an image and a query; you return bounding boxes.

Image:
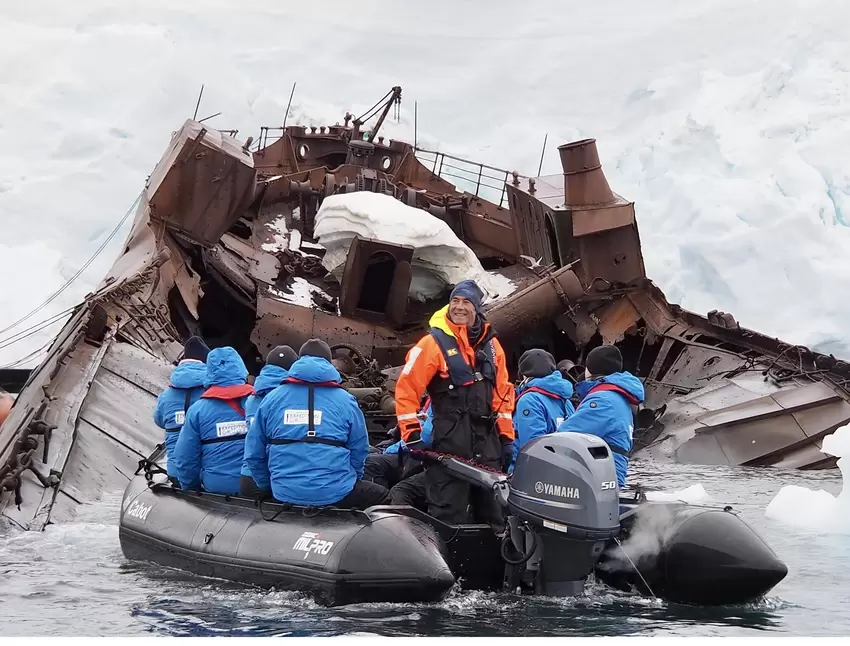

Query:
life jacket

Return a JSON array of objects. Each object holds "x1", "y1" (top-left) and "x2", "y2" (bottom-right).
[
  {"x1": 426, "y1": 327, "x2": 499, "y2": 460},
  {"x1": 266, "y1": 377, "x2": 348, "y2": 449},
  {"x1": 198, "y1": 385, "x2": 252, "y2": 446},
  {"x1": 585, "y1": 382, "x2": 638, "y2": 457},
  {"x1": 429, "y1": 327, "x2": 496, "y2": 388},
  {"x1": 587, "y1": 382, "x2": 641, "y2": 406},
  {"x1": 165, "y1": 389, "x2": 194, "y2": 434}
]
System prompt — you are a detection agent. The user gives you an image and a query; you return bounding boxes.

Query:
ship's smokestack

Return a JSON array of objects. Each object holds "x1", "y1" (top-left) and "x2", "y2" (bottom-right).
[{"x1": 558, "y1": 138, "x2": 616, "y2": 207}]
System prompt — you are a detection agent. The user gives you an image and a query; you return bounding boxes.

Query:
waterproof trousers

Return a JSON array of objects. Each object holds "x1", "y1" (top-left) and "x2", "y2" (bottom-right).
[
  {"x1": 363, "y1": 453, "x2": 403, "y2": 490},
  {"x1": 332, "y1": 480, "x2": 391, "y2": 509},
  {"x1": 424, "y1": 459, "x2": 505, "y2": 532},
  {"x1": 389, "y1": 471, "x2": 427, "y2": 510}
]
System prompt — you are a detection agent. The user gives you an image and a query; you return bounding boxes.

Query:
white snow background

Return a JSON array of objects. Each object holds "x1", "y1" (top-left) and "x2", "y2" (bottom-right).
[{"x1": 2, "y1": 0, "x2": 850, "y2": 368}]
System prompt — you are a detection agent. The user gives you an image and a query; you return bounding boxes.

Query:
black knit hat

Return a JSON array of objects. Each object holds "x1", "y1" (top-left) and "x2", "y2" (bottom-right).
[
  {"x1": 585, "y1": 345, "x2": 623, "y2": 377},
  {"x1": 266, "y1": 345, "x2": 298, "y2": 370},
  {"x1": 518, "y1": 349, "x2": 557, "y2": 379},
  {"x1": 183, "y1": 335, "x2": 210, "y2": 362},
  {"x1": 299, "y1": 338, "x2": 333, "y2": 362}
]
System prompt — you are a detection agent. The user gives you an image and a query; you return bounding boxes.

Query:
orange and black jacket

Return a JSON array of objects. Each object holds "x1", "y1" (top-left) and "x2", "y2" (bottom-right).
[{"x1": 395, "y1": 305, "x2": 515, "y2": 444}]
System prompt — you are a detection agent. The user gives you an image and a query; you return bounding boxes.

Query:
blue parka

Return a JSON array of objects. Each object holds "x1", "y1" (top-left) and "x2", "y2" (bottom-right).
[
  {"x1": 171, "y1": 347, "x2": 253, "y2": 495},
  {"x1": 243, "y1": 355, "x2": 369, "y2": 506},
  {"x1": 240, "y1": 363, "x2": 289, "y2": 478},
  {"x1": 153, "y1": 360, "x2": 206, "y2": 477},
  {"x1": 557, "y1": 371, "x2": 645, "y2": 487},
  {"x1": 510, "y1": 371, "x2": 576, "y2": 471}
]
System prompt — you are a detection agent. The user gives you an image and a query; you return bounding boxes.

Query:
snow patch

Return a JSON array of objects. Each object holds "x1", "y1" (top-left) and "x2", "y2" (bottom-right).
[
  {"x1": 314, "y1": 192, "x2": 516, "y2": 303},
  {"x1": 261, "y1": 216, "x2": 290, "y2": 253},
  {"x1": 765, "y1": 424, "x2": 850, "y2": 533},
  {"x1": 268, "y1": 278, "x2": 330, "y2": 309},
  {"x1": 261, "y1": 233, "x2": 288, "y2": 254},
  {"x1": 288, "y1": 229, "x2": 302, "y2": 252},
  {"x1": 267, "y1": 216, "x2": 288, "y2": 237}
]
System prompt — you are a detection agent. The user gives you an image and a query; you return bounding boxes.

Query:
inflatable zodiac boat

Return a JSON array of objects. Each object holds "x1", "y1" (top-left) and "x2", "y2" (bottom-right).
[{"x1": 118, "y1": 432, "x2": 788, "y2": 606}]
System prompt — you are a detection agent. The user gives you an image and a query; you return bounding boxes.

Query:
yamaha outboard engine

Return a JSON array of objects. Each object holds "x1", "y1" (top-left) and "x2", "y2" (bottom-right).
[{"x1": 507, "y1": 432, "x2": 621, "y2": 595}]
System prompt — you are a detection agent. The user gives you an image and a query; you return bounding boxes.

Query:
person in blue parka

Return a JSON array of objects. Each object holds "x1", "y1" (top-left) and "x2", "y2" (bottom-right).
[
  {"x1": 153, "y1": 336, "x2": 210, "y2": 479},
  {"x1": 171, "y1": 346, "x2": 254, "y2": 495},
  {"x1": 239, "y1": 344, "x2": 298, "y2": 498},
  {"x1": 244, "y1": 338, "x2": 391, "y2": 508},
  {"x1": 510, "y1": 349, "x2": 576, "y2": 472},
  {"x1": 557, "y1": 344, "x2": 645, "y2": 487}
]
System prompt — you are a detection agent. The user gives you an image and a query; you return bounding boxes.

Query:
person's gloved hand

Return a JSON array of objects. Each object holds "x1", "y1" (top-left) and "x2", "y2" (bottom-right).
[
  {"x1": 375, "y1": 438, "x2": 396, "y2": 453},
  {"x1": 500, "y1": 437, "x2": 514, "y2": 473}
]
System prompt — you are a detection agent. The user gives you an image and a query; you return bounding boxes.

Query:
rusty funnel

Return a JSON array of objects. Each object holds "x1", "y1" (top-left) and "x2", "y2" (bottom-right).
[{"x1": 558, "y1": 138, "x2": 616, "y2": 207}]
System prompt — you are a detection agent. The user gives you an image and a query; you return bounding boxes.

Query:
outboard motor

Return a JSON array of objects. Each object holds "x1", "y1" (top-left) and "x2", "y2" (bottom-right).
[{"x1": 507, "y1": 432, "x2": 621, "y2": 595}]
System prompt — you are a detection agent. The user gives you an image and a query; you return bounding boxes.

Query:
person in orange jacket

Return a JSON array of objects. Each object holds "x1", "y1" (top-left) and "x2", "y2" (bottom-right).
[{"x1": 394, "y1": 280, "x2": 515, "y2": 530}]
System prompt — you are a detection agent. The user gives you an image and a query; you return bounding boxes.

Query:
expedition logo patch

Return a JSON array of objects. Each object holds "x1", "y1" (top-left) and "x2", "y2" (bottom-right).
[{"x1": 216, "y1": 420, "x2": 246, "y2": 437}]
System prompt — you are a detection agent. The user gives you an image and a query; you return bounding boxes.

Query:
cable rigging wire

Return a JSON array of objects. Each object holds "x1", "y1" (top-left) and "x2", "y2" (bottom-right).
[
  {"x1": 0, "y1": 191, "x2": 142, "y2": 339},
  {"x1": 0, "y1": 192, "x2": 143, "y2": 348},
  {"x1": 0, "y1": 191, "x2": 144, "y2": 369}
]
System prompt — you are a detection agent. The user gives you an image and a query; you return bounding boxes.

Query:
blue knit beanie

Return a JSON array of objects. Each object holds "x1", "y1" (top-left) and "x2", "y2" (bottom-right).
[{"x1": 450, "y1": 280, "x2": 485, "y2": 312}]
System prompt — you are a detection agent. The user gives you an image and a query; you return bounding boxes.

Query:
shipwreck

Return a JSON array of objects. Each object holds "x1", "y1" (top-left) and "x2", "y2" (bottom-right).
[{"x1": 1, "y1": 86, "x2": 848, "y2": 532}]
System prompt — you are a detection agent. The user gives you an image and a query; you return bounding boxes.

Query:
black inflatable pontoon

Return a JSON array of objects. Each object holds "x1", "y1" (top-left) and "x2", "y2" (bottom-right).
[{"x1": 119, "y1": 433, "x2": 787, "y2": 606}]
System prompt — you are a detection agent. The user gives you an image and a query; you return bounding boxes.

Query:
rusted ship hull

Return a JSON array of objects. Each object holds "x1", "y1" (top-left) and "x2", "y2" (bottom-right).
[{"x1": 2, "y1": 87, "x2": 847, "y2": 531}]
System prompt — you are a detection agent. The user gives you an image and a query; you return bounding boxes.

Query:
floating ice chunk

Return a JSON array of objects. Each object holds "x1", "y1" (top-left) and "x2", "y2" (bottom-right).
[
  {"x1": 314, "y1": 192, "x2": 515, "y2": 303},
  {"x1": 644, "y1": 483, "x2": 714, "y2": 504},
  {"x1": 765, "y1": 424, "x2": 850, "y2": 533},
  {"x1": 821, "y1": 425, "x2": 850, "y2": 459}
]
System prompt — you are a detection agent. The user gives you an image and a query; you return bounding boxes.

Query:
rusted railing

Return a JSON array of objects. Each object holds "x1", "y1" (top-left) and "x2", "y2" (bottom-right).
[{"x1": 413, "y1": 147, "x2": 517, "y2": 208}]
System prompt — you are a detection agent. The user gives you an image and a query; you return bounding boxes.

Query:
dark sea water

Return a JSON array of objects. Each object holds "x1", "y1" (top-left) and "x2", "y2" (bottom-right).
[{"x1": 1, "y1": 458, "x2": 848, "y2": 637}]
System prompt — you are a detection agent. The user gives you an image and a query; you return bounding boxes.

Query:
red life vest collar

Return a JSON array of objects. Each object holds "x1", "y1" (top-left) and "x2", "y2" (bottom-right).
[
  {"x1": 517, "y1": 386, "x2": 563, "y2": 402},
  {"x1": 202, "y1": 384, "x2": 254, "y2": 400},
  {"x1": 587, "y1": 382, "x2": 640, "y2": 406},
  {"x1": 201, "y1": 384, "x2": 253, "y2": 416}
]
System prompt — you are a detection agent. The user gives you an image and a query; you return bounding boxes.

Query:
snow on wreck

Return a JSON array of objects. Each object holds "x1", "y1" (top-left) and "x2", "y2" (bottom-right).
[{"x1": 3, "y1": 87, "x2": 850, "y2": 530}]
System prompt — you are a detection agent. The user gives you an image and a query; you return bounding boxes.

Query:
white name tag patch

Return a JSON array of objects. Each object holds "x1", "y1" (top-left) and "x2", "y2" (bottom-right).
[
  {"x1": 174, "y1": 411, "x2": 186, "y2": 425},
  {"x1": 283, "y1": 409, "x2": 323, "y2": 425},
  {"x1": 216, "y1": 420, "x2": 247, "y2": 437}
]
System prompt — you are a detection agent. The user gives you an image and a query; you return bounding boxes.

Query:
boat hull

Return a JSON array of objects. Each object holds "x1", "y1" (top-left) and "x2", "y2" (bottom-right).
[
  {"x1": 596, "y1": 501, "x2": 788, "y2": 605},
  {"x1": 119, "y1": 475, "x2": 786, "y2": 607},
  {"x1": 118, "y1": 476, "x2": 455, "y2": 606}
]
